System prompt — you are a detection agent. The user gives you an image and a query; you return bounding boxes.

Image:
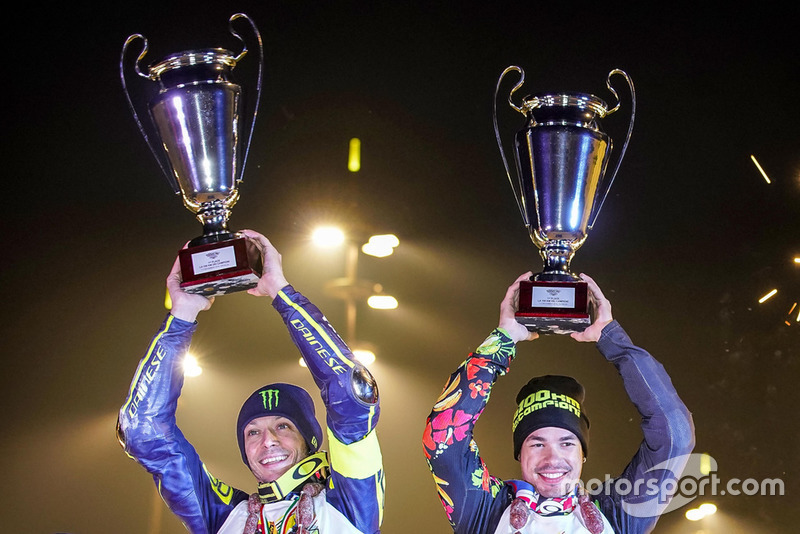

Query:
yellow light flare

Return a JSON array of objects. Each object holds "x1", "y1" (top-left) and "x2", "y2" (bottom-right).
[
  {"x1": 758, "y1": 289, "x2": 777, "y2": 303},
  {"x1": 700, "y1": 453, "x2": 712, "y2": 475},
  {"x1": 750, "y1": 155, "x2": 771, "y2": 184},
  {"x1": 348, "y1": 138, "x2": 361, "y2": 172},
  {"x1": 794, "y1": 257, "x2": 800, "y2": 264}
]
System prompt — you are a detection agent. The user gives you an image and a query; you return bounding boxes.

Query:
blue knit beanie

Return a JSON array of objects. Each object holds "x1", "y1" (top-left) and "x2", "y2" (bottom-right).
[{"x1": 236, "y1": 383, "x2": 323, "y2": 467}]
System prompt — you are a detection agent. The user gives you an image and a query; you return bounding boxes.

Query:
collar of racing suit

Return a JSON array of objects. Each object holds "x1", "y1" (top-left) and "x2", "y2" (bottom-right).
[{"x1": 257, "y1": 451, "x2": 330, "y2": 504}]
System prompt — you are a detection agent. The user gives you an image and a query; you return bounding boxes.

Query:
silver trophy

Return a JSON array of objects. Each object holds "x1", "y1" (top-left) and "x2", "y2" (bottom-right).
[
  {"x1": 493, "y1": 66, "x2": 635, "y2": 334},
  {"x1": 121, "y1": 13, "x2": 264, "y2": 296}
]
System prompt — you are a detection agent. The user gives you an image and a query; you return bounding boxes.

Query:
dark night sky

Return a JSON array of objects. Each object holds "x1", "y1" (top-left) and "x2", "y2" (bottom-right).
[{"x1": 2, "y1": 2, "x2": 798, "y2": 533}]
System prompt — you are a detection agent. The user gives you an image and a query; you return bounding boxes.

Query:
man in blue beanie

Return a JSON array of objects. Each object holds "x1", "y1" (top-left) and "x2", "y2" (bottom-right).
[
  {"x1": 424, "y1": 272, "x2": 694, "y2": 534},
  {"x1": 118, "y1": 230, "x2": 384, "y2": 534}
]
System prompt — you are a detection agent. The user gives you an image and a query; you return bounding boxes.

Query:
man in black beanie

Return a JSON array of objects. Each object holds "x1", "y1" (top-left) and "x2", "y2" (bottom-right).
[
  {"x1": 424, "y1": 272, "x2": 694, "y2": 534},
  {"x1": 118, "y1": 230, "x2": 384, "y2": 534}
]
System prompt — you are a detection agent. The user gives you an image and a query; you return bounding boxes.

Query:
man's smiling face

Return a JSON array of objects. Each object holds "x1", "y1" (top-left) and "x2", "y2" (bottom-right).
[
  {"x1": 244, "y1": 415, "x2": 309, "y2": 483},
  {"x1": 519, "y1": 427, "x2": 584, "y2": 497}
]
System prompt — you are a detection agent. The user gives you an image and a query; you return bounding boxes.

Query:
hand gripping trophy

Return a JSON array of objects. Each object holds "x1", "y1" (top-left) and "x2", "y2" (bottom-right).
[
  {"x1": 493, "y1": 67, "x2": 635, "y2": 334},
  {"x1": 121, "y1": 13, "x2": 264, "y2": 297}
]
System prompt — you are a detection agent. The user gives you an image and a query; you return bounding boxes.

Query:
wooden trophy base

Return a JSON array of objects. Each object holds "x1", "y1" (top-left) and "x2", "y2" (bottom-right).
[
  {"x1": 178, "y1": 236, "x2": 261, "y2": 297},
  {"x1": 515, "y1": 279, "x2": 591, "y2": 335}
]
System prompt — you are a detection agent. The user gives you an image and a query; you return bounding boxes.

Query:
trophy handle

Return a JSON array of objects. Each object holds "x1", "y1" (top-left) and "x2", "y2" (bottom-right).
[
  {"x1": 228, "y1": 13, "x2": 264, "y2": 185},
  {"x1": 587, "y1": 69, "x2": 636, "y2": 229},
  {"x1": 120, "y1": 34, "x2": 181, "y2": 194},
  {"x1": 493, "y1": 66, "x2": 529, "y2": 225}
]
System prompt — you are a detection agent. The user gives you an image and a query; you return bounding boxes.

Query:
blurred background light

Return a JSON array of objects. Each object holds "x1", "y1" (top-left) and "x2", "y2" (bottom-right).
[
  {"x1": 312, "y1": 226, "x2": 346, "y2": 248},
  {"x1": 368, "y1": 295, "x2": 398, "y2": 309},
  {"x1": 698, "y1": 503, "x2": 718, "y2": 516},
  {"x1": 685, "y1": 508, "x2": 705, "y2": 521},
  {"x1": 685, "y1": 502, "x2": 718, "y2": 522},
  {"x1": 352, "y1": 348, "x2": 376, "y2": 365},
  {"x1": 183, "y1": 353, "x2": 202, "y2": 377},
  {"x1": 362, "y1": 234, "x2": 400, "y2": 257}
]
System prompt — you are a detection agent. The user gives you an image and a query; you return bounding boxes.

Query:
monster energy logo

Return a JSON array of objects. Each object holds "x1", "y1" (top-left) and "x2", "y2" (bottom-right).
[{"x1": 260, "y1": 389, "x2": 279, "y2": 410}]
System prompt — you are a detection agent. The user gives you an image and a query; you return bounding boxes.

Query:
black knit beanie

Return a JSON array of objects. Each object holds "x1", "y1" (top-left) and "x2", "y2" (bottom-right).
[{"x1": 512, "y1": 375, "x2": 590, "y2": 460}]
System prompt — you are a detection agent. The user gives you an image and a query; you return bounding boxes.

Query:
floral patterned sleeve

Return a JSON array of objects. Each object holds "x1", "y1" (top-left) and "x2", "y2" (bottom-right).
[{"x1": 422, "y1": 328, "x2": 517, "y2": 534}]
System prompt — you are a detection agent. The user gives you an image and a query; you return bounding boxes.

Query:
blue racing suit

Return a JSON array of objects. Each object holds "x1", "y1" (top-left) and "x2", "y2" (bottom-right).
[
  {"x1": 119, "y1": 285, "x2": 384, "y2": 533},
  {"x1": 423, "y1": 321, "x2": 694, "y2": 534}
]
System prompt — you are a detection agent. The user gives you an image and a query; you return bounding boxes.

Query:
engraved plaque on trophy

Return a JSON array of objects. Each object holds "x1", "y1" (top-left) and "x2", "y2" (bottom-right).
[
  {"x1": 493, "y1": 67, "x2": 635, "y2": 333},
  {"x1": 121, "y1": 14, "x2": 264, "y2": 296}
]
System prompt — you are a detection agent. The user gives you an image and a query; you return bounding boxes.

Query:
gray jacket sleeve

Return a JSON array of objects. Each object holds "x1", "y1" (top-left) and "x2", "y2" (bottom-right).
[{"x1": 591, "y1": 320, "x2": 696, "y2": 534}]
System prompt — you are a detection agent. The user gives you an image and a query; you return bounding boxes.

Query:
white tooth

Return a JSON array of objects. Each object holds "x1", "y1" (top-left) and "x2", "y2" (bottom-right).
[{"x1": 261, "y1": 455, "x2": 288, "y2": 465}]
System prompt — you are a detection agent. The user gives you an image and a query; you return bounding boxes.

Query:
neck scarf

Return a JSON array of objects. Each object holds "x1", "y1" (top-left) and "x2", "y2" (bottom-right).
[{"x1": 508, "y1": 480, "x2": 578, "y2": 516}]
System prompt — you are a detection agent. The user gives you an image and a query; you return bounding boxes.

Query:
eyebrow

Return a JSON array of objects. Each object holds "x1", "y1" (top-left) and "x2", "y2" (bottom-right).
[
  {"x1": 245, "y1": 417, "x2": 293, "y2": 429},
  {"x1": 526, "y1": 435, "x2": 577, "y2": 443}
]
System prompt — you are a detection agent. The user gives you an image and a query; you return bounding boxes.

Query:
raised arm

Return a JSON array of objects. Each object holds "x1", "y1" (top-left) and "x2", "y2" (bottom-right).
[
  {"x1": 242, "y1": 229, "x2": 385, "y2": 533},
  {"x1": 576, "y1": 274, "x2": 695, "y2": 532},
  {"x1": 423, "y1": 273, "x2": 538, "y2": 533},
  {"x1": 117, "y1": 255, "x2": 248, "y2": 534}
]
